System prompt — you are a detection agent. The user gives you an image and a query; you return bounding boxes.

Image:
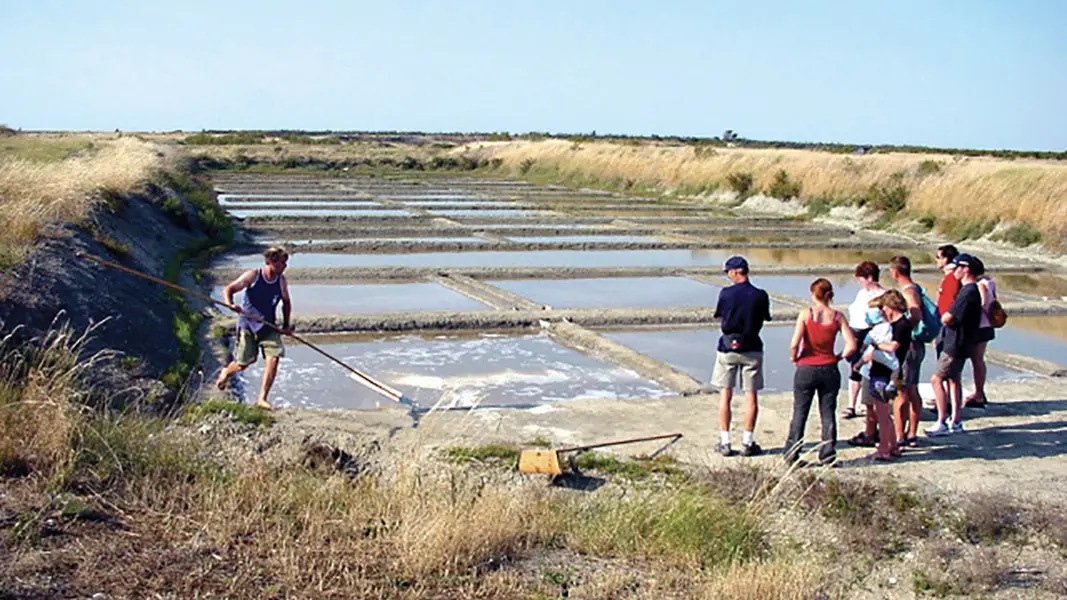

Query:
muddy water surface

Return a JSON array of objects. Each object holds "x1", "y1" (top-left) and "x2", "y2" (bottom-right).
[
  {"x1": 212, "y1": 282, "x2": 489, "y2": 314},
  {"x1": 987, "y1": 316, "x2": 1067, "y2": 367},
  {"x1": 427, "y1": 209, "x2": 550, "y2": 218},
  {"x1": 220, "y1": 250, "x2": 735, "y2": 269},
  {"x1": 221, "y1": 248, "x2": 931, "y2": 270},
  {"x1": 219, "y1": 199, "x2": 383, "y2": 208},
  {"x1": 502, "y1": 235, "x2": 662, "y2": 244},
  {"x1": 260, "y1": 237, "x2": 483, "y2": 246},
  {"x1": 240, "y1": 332, "x2": 672, "y2": 410},
  {"x1": 604, "y1": 326, "x2": 1027, "y2": 393},
  {"x1": 230, "y1": 209, "x2": 415, "y2": 218},
  {"x1": 491, "y1": 277, "x2": 720, "y2": 309}
]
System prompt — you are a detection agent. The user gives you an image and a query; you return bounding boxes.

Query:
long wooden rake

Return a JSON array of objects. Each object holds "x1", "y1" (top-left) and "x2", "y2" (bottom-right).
[{"x1": 76, "y1": 252, "x2": 416, "y2": 410}]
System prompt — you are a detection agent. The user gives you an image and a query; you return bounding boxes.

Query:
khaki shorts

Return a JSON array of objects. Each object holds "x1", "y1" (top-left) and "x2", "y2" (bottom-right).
[
  {"x1": 712, "y1": 351, "x2": 764, "y2": 392},
  {"x1": 902, "y1": 340, "x2": 926, "y2": 388},
  {"x1": 860, "y1": 376, "x2": 876, "y2": 407},
  {"x1": 933, "y1": 353, "x2": 967, "y2": 381},
  {"x1": 235, "y1": 326, "x2": 285, "y2": 366}
]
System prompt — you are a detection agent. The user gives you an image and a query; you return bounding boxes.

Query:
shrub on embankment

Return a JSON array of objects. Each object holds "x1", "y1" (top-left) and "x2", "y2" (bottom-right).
[{"x1": 467, "y1": 140, "x2": 1067, "y2": 250}]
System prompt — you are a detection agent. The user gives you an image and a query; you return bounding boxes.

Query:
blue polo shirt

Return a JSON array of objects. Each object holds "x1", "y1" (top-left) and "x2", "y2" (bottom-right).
[{"x1": 714, "y1": 280, "x2": 772, "y2": 353}]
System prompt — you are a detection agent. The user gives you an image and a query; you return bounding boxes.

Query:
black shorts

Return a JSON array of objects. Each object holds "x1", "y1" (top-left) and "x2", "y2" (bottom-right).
[{"x1": 977, "y1": 327, "x2": 995, "y2": 343}]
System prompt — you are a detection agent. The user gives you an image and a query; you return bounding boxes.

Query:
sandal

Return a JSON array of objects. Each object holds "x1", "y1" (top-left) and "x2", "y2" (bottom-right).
[
  {"x1": 904, "y1": 437, "x2": 920, "y2": 448},
  {"x1": 964, "y1": 395, "x2": 988, "y2": 408},
  {"x1": 847, "y1": 432, "x2": 878, "y2": 448},
  {"x1": 840, "y1": 407, "x2": 857, "y2": 420}
]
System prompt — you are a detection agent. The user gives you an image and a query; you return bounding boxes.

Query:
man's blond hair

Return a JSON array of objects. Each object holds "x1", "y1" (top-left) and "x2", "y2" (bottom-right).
[{"x1": 264, "y1": 246, "x2": 289, "y2": 263}]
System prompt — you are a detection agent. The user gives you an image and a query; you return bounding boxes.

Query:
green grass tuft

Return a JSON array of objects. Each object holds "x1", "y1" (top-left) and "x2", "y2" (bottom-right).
[
  {"x1": 571, "y1": 489, "x2": 765, "y2": 567},
  {"x1": 183, "y1": 399, "x2": 275, "y2": 427},
  {"x1": 992, "y1": 223, "x2": 1042, "y2": 247},
  {"x1": 572, "y1": 452, "x2": 683, "y2": 481},
  {"x1": 444, "y1": 444, "x2": 520, "y2": 465}
]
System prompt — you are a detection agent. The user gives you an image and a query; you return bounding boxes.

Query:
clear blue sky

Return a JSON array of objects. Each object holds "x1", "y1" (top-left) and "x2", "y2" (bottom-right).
[{"x1": 2, "y1": 0, "x2": 1064, "y2": 150}]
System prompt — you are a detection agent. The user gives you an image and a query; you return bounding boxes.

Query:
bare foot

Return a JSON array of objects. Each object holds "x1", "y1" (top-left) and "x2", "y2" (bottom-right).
[{"x1": 254, "y1": 399, "x2": 273, "y2": 411}]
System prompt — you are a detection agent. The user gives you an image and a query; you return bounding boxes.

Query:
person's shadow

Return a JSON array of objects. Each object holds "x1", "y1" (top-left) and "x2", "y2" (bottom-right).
[{"x1": 909, "y1": 399, "x2": 1067, "y2": 462}]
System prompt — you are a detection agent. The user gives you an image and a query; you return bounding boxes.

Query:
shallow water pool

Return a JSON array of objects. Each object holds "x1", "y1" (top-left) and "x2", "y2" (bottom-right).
[{"x1": 238, "y1": 332, "x2": 672, "y2": 410}]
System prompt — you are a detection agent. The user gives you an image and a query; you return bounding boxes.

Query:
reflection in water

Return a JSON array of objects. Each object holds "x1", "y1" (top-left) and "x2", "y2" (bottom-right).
[
  {"x1": 1001, "y1": 316, "x2": 1067, "y2": 341},
  {"x1": 996, "y1": 274, "x2": 1067, "y2": 298},
  {"x1": 741, "y1": 247, "x2": 928, "y2": 266},
  {"x1": 239, "y1": 333, "x2": 671, "y2": 410}
]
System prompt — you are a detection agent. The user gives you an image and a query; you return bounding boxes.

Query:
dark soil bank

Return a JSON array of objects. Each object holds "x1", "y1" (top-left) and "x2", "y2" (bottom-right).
[{"x1": 0, "y1": 178, "x2": 226, "y2": 400}]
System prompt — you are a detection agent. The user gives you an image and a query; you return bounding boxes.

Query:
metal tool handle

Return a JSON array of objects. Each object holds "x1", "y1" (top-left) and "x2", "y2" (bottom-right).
[{"x1": 558, "y1": 432, "x2": 683, "y2": 454}]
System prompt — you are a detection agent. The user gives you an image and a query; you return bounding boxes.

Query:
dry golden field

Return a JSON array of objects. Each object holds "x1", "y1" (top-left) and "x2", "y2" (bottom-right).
[{"x1": 467, "y1": 140, "x2": 1067, "y2": 249}]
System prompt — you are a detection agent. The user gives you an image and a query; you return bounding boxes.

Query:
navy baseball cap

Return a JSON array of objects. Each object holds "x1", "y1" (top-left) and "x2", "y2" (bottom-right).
[
  {"x1": 952, "y1": 253, "x2": 985, "y2": 275},
  {"x1": 723, "y1": 256, "x2": 749, "y2": 272}
]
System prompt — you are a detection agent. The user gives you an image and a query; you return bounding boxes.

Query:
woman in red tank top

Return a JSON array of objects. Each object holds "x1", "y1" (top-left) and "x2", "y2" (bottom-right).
[{"x1": 784, "y1": 278, "x2": 858, "y2": 465}]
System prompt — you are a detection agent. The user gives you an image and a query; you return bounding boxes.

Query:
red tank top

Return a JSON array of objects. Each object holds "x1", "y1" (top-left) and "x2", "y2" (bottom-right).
[{"x1": 796, "y1": 309, "x2": 840, "y2": 367}]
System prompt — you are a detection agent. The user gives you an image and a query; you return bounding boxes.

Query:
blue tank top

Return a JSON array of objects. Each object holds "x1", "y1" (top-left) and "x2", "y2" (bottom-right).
[{"x1": 238, "y1": 269, "x2": 282, "y2": 332}]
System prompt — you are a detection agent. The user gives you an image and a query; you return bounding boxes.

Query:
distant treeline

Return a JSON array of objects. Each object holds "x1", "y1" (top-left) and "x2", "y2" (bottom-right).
[{"x1": 179, "y1": 130, "x2": 1067, "y2": 161}]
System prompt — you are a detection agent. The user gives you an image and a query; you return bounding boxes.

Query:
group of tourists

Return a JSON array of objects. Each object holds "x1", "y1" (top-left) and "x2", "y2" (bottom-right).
[{"x1": 712, "y1": 246, "x2": 1002, "y2": 464}]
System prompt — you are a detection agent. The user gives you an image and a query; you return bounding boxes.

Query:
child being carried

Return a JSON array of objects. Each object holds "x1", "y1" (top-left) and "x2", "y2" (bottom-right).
[{"x1": 855, "y1": 307, "x2": 903, "y2": 402}]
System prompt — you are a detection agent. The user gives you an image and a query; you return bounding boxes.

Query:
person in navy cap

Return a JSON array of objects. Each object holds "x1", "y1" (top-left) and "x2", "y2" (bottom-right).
[
  {"x1": 927, "y1": 253, "x2": 984, "y2": 436},
  {"x1": 711, "y1": 256, "x2": 772, "y2": 456}
]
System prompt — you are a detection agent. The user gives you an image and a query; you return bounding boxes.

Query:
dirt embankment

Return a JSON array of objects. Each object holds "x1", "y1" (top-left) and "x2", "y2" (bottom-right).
[{"x1": 0, "y1": 178, "x2": 224, "y2": 403}]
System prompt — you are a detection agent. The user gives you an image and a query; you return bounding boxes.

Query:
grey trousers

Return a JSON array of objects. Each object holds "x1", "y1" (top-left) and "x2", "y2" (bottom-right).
[{"x1": 785, "y1": 364, "x2": 841, "y2": 464}]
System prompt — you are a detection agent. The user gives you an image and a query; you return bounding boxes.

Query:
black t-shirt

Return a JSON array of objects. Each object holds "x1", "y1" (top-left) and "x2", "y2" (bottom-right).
[
  {"x1": 943, "y1": 282, "x2": 982, "y2": 358},
  {"x1": 714, "y1": 281, "x2": 771, "y2": 353},
  {"x1": 870, "y1": 318, "x2": 911, "y2": 379}
]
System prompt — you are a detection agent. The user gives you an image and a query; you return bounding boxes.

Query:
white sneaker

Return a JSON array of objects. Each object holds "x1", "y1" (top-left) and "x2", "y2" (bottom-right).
[
  {"x1": 925, "y1": 422, "x2": 952, "y2": 437},
  {"x1": 950, "y1": 421, "x2": 965, "y2": 433}
]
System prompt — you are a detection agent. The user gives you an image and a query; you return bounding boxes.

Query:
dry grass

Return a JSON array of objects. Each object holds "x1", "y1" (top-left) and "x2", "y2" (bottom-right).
[
  {"x1": 466, "y1": 140, "x2": 1067, "y2": 249},
  {"x1": 700, "y1": 558, "x2": 831, "y2": 600},
  {"x1": 0, "y1": 136, "x2": 165, "y2": 267},
  {"x1": 0, "y1": 322, "x2": 107, "y2": 480},
  {"x1": 185, "y1": 140, "x2": 448, "y2": 164},
  {"x1": 5, "y1": 325, "x2": 1067, "y2": 598}
]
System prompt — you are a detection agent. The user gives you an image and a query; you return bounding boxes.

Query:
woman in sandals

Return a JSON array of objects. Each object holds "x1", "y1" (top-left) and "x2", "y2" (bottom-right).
[
  {"x1": 841, "y1": 262, "x2": 886, "y2": 421},
  {"x1": 785, "y1": 278, "x2": 857, "y2": 466},
  {"x1": 968, "y1": 272, "x2": 997, "y2": 408},
  {"x1": 860, "y1": 290, "x2": 912, "y2": 461}
]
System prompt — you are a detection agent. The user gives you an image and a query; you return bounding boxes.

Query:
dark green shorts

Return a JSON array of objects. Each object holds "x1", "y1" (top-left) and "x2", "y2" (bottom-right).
[{"x1": 235, "y1": 327, "x2": 285, "y2": 366}]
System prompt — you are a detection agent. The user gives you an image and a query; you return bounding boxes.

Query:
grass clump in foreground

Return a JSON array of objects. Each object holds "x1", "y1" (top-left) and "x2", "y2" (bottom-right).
[{"x1": 183, "y1": 399, "x2": 275, "y2": 427}]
